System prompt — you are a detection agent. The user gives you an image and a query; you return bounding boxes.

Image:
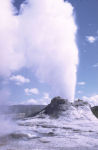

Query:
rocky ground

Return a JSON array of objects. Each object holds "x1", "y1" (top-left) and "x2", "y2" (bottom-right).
[{"x1": 0, "y1": 97, "x2": 98, "y2": 150}]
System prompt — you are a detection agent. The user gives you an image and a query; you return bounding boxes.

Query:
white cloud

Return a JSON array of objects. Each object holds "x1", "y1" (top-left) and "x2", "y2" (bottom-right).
[
  {"x1": 10, "y1": 75, "x2": 30, "y2": 85},
  {"x1": 77, "y1": 90, "x2": 83, "y2": 94},
  {"x1": 78, "y1": 82, "x2": 85, "y2": 85},
  {"x1": 86, "y1": 36, "x2": 97, "y2": 43},
  {"x1": 92, "y1": 63, "x2": 98, "y2": 68},
  {"x1": 19, "y1": 98, "x2": 39, "y2": 105},
  {"x1": 24, "y1": 88, "x2": 39, "y2": 95},
  {"x1": 0, "y1": 0, "x2": 24, "y2": 76},
  {"x1": 21, "y1": 92, "x2": 51, "y2": 105},
  {"x1": 24, "y1": 98, "x2": 38, "y2": 105},
  {"x1": 43, "y1": 92, "x2": 50, "y2": 99},
  {"x1": 41, "y1": 92, "x2": 51, "y2": 105},
  {"x1": 82, "y1": 95, "x2": 98, "y2": 106},
  {"x1": 21, "y1": 97, "x2": 49, "y2": 105}
]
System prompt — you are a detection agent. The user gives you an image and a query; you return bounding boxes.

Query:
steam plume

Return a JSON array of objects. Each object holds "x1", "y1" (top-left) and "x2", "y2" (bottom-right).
[
  {"x1": 0, "y1": 0, "x2": 78, "y2": 101},
  {"x1": 0, "y1": 0, "x2": 24, "y2": 76},
  {"x1": 18, "y1": 0, "x2": 79, "y2": 100}
]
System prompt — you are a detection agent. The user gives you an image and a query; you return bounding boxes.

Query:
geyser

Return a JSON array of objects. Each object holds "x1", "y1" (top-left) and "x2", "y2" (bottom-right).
[
  {"x1": 17, "y1": 0, "x2": 79, "y2": 101},
  {"x1": 0, "y1": 0, "x2": 78, "y2": 102}
]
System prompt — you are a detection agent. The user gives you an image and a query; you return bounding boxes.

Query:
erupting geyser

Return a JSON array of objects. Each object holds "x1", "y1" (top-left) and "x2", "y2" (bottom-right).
[
  {"x1": 0, "y1": 0, "x2": 78, "y2": 103},
  {"x1": 18, "y1": 0, "x2": 79, "y2": 101}
]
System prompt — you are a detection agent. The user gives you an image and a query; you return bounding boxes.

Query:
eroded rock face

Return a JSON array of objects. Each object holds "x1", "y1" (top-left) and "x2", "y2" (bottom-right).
[
  {"x1": 73, "y1": 99, "x2": 90, "y2": 107},
  {"x1": 43, "y1": 96, "x2": 71, "y2": 118},
  {"x1": 91, "y1": 106, "x2": 98, "y2": 118}
]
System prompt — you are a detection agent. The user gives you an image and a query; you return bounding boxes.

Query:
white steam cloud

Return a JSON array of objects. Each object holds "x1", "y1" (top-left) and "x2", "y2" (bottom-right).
[
  {"x1": 0, "y1": 0, "x2": 24, "y2": 76},
  {"x1": 0, "y1": 0, "x2": 78, "y2": 101},
  {"x1": 18, "y1": 0, "x2": 79, "y2": 100}
]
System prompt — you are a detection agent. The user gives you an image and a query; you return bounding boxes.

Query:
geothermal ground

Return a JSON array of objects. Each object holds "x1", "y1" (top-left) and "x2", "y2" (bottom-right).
[{"x1": 0, "y1": 97, "x2": 98, "y2": 150}]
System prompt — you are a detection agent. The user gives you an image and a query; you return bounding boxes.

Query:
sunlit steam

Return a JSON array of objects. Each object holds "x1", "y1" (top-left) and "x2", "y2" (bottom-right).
[
  {"x1": 0, "y1": 0, "x2": 78, "y2": 102},
  {"x1": 17, "y1": 0, "x2": 79, "y2": 101}
]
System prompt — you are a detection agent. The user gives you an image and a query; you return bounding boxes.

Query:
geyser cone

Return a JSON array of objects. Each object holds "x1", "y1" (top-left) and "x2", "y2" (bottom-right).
[
  {"x1": 44, "y1": 96, "x2": 71, "y2": 118},
  {"x1": 35, "y1": 97, "x2": 97, "y2": 121}
]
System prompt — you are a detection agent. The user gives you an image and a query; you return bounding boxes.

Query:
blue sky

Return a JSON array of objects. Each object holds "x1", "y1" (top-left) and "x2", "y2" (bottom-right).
[
  {"x1": 69, "y1": 0, "x2": 98, "y2": 99},
  {"x1": 0, "y1": 0, "x2": 98, "y2": 105}
]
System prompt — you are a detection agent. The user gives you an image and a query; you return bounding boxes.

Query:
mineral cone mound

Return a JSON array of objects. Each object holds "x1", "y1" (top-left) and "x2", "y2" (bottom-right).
[
  {"x1": 43, "y1": 96, "x2": 71, "y2": 118},
  {"x1": 35, "y1": 96, "x2": 97, "y2": 121}
]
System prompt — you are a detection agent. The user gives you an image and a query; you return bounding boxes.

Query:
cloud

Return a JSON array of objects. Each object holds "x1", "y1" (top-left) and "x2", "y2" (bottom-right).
[
  {"x1": 77, "y1": 90, "x2": 83, "y2": 94},
  {"x1": 43, "y1": 92, "x2": 50, "y2": 99},
  {"x1": 78, "y1": 82, "x2": 85, "y2": 85},
  {"x1": 24, "y1": 98, "x2": 39, "y2": 105},
  {"x1": 86, "y1": 36, "x2": 97, "y2": 43},
  {"x1": 92, "y1": 63, "x2": 98, "y2": 68},
  {"x1": 24, "y1": 88, "x2": 39, "y2": 95},
  {"x1": 0, "y1": 0, "x2": 25, "y2": 76},
  {"x1": 10, "y1": 75, "x2": 30, "y2": 85},
  {"x1": 21, "y1": 92, "x2": 51, "y2": 105},
  {"x1": 24, "y1": 98, "x2": 49, "y2": 105},
  {"x1": 82, "y1": 95, "x2": 98, "y2": 106}
]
